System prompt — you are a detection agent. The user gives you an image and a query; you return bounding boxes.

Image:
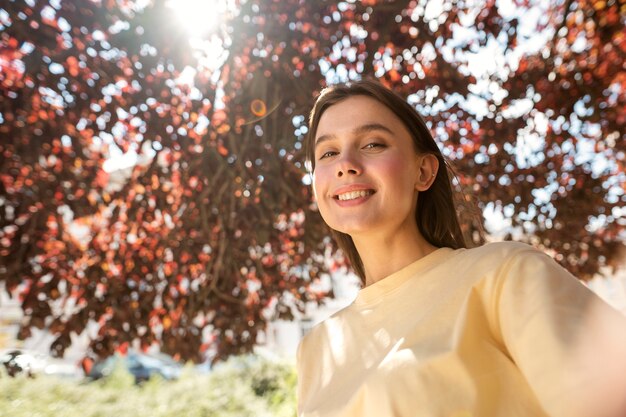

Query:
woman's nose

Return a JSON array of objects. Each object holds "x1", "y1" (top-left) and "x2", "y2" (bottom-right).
[{"x1": 336, "y1": 154, "x2": 362, "y2": 178}]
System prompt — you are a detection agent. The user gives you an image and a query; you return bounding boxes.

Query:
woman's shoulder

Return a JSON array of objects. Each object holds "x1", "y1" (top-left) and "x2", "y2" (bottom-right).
[
  {"x1": 461, "y1": 240, "x2": 546, "y2": 261},
  {"x1": 447, "y1": 240, "x2": 556, "y2": 280}
]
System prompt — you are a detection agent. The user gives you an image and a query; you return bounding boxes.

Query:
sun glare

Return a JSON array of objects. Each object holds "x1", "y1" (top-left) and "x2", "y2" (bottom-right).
[{"x1": 167, "y1": 0, "x2": 223, "y2": 37}]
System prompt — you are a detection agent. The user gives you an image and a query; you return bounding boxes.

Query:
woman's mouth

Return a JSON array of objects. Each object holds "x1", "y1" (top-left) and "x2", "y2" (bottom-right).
[{"x1": 334, "y1": 190, "x2": 375, "y2": 201}]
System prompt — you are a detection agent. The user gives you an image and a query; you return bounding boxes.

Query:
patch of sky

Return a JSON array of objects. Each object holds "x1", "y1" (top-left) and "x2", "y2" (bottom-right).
[
  {"x1": 139, "y1": 43, "x2": 158, "y2": 57},
  {"x1": 194, "y1": 114, "x2": 210, "y2": 134},
  {"x1": 460, "y1": 93, "x2": 490, "y2": 120},
  {"x1": 292, "y1": 115, "x2": 305, "y2": 128},
  {"x1": 96, "y1": 112, "x2": 111, "y2": 130},
  {"x1": 109, "y1": 20, "x2": 130, "y2": 34},
  {"x1": 586, "y1": 215, "x2": 609, "y2": 233},
  {"x1": 86, "y1": 46, "x2": 99, "y2": 58},
  {"x1": 439, "y1": 42, "x2": 457, "y2": 66},
  {"x1": 101, "y1": 81, "x2": 121, "y2": 99},
  {"x1": 411, "y1": 91, "x2": 464, "y2": 117},
  {"x1": 501, "y1": 98, "x2": 533, "y2": 119},
  {"x1": 468, "y1": 38, "x2": 511, "y2": 79},
  {"x1": 103, "y1": 149, "x2": 138, "y2": 173},
  {"x1": 0, "y1": 8, "x2": 10, "y2": 30},
  {"x1": 570, "y1": 30, "x2": 589, "y2": 53},
  {"x1": 423, "y1": 0, "x2": 447, "y2": 22},
  {"x1": 581, "y1": 120, "x2": 601, "y2": 140},
  {"x1": 605, "y1": 190, "x2": 623, "y2": 207},
  {"x1": 502, "y1": 204, "x2": 515, "y2": 218},
  {"x1": 111, "y1": 120, "x2": 128, "y2": 140},
  {"x1": 532, "y1": 182, "x2": 557, "y2": 206},
  {"x1": 567, "y1": 112, "x2": 583, "y2": 136},
  {"x1": 99, "y1": 47, "x2": 125, "y2": 61},
  {"x1": 90, "y1": 102, "x2": 102, "y2": 113},
  {"x1": 573, "y1": 95, "x2": 593, "y2": 118},
  {"x1": 41, "y1": 5, "x2": 56, "y2": 20},
  {"x1": 176, "y1": 66, "x2": 196, "y2": 87},
  {"x1": 337, "y1": 1, "x2": 354, "y2": 12},
  {"x1": 419, "y1": 42, "x2": 437, "y2": 64},
  {"x1": 213, "y1": 82, "x2": 225, "y2": 109},
  {"x1": 38, "y1": 86, "x2": 65, "y2": 108},
  {"x1": 324, "y1": 64, "x2": 352, "y2": 85},
  {"x1": 128, "y1": 0, "x2": 151, "y2": 13},
  {"x1": 75, "y1": 117, "x2": 88, "y2": 131},
  {"x1": 349, "y1": 23, "x2": 367, "y2": 41},
  {"x1": 57, "y1": 31, "x2": 72, "y2": 49},
  {"x1": 604, "y1": 82, "x2": 621, "y2": 106},
  {"x1": 101, "y1": 136, "x2": 154, "y2": 174},
  {"x1": 496, "y1": 0, "x2": 518, "y2": 17},
  {"x1": 515, "y1": 129, "x2": 546, "y2": 169},
  {"x1": 474, "y1": 152, "x2": 489, "y2": 164},
  {"x1": 191, "y1": 36, "x2": 228, "y2": 74},
  {"x1": 49, "y1": 62, "x2": 64, "y2": 75},
  {"x1": 518, "y1": 203, "x2": 538, "y2": 222},
  {"x1": 19, "y1": 41, "x2": 35, "y2": 54},
  {"x1": 130, "y1": 117, "x2": 144, "y2": 129},
  {"x1": 575, "y1": 136, "x2": 611, "y2": 178}
]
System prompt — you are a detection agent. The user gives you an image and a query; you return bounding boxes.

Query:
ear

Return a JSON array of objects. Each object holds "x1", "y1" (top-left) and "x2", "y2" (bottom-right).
[{"x1": 414, "y1": 154, "x2": 439, "y2": 191}]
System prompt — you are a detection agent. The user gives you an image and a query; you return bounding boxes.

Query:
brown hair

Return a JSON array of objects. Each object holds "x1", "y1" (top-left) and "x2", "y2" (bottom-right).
[{"x1": 306, "y1": 79, "x2": 476, "y2": 283}]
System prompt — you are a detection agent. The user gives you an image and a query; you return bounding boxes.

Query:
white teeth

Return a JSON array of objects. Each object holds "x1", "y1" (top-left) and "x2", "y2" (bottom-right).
[{"x1": 337, "y1": 190, "x2": 373, "y2": 201}]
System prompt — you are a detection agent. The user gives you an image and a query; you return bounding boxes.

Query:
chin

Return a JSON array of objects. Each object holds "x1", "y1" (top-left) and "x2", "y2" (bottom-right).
[
  {"x1": 328, "y1": 222, "x2": 376, "y2": 237},
  {"x1": 321, "y1": 213, "x2": 384, "y2": 236}
]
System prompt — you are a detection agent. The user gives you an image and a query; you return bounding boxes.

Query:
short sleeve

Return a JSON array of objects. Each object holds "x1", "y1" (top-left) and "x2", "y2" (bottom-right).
[{"x1": 495, "y1": 249, "x2": 626, "y2": 417}]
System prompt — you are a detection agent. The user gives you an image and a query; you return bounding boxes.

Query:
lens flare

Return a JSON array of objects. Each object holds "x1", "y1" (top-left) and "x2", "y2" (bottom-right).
[{"x1": 250, "y1": 99, "x2": 267, "y2": 117}]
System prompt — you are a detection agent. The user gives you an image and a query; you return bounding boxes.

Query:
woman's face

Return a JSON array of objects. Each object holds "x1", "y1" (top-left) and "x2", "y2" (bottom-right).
[{"x1": 312, "y1": 95, "x2": 424, "y2": 238}]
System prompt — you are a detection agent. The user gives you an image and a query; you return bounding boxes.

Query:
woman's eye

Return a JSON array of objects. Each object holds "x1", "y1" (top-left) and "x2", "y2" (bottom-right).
[
  {"x1": 363, "y1": 143, "x2": 385, "y2": 150},
  {"x1": 319, "y1": 151, "x2": 337, "y2": 160}
]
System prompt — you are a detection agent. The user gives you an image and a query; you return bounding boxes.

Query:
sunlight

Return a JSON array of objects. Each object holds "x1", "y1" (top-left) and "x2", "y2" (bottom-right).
[{"x1": 166, "y1": 0, "x2": 223, "y2": 37}]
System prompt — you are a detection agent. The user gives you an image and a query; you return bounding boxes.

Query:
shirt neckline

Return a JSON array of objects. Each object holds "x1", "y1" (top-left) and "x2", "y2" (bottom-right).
[{"x1": 354, "y1": 247, "x2": 457, "y2": 307}]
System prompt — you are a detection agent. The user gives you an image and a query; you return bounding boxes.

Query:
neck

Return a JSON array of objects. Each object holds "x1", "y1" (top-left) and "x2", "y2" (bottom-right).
[{"x1": 352, "y1": 224, "x2": 438, "y2": 287}]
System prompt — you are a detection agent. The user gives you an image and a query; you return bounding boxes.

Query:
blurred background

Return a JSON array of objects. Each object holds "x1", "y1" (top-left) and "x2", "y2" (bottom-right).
[{"x1": 0, "y1": 0, "x2": 625, "y2": 415}]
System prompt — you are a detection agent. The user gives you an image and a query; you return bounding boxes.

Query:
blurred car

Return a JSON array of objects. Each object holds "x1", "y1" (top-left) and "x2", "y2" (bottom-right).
[
  {"x1": 0, "y1": 349, "x2": 47, "y2": 377},
  {"x1": 88, "y1": 350, "x2": 183, "y2": 383},
  {"x1": 0, "y1": 348, "x2": 82, "y2": 379}
]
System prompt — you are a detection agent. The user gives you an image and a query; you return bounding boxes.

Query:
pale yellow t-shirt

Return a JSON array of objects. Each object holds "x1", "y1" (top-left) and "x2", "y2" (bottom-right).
[{"x1": 297, "y1": 242, "x2": 626, "y2": 417}]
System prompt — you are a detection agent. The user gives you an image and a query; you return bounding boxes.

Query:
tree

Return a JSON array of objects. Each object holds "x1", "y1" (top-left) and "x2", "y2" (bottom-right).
[
  {"x1": 0, "y1": 0, "x2": 331, "y2": 362},
  {"x1": 1, "y1": 0, "x2": 623, "y2": 362}
]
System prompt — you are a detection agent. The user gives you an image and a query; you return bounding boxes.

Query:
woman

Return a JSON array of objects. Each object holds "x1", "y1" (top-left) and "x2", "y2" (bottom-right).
[{"x1": 296, "y1": 79, "x2": 626, "y2": 417}]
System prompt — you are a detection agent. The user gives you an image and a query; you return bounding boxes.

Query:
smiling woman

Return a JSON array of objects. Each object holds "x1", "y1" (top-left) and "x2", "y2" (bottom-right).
[
  {"x1": 296, "y1": 79, "x2": 626, "y2": 417},
  {"x1": 312, "y1": 95, "x2": 440, "y2": 279},
  {"x1": 306, "y1": 80, "x2": 467, "y2": 283}
]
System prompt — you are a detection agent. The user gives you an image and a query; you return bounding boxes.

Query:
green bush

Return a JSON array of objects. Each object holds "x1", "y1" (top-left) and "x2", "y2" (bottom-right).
[{"x1": 0, "y1": 355, "x2": 297, "y2": 417}]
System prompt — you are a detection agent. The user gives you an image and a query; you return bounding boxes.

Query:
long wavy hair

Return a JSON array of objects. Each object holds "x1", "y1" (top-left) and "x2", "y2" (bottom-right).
[{"x1": 306, "y1": 79, "x2": 479, "y2": 284}]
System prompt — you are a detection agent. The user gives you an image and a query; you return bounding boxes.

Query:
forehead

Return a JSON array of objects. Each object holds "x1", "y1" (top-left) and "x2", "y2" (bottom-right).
[{"x1": 315, "y1": 95, "x2": 402, "y2": 137}]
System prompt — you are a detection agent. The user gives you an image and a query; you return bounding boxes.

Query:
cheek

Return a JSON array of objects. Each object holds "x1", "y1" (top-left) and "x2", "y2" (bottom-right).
[
  {"x1": 311, "y1": 169, "x2": 335, "y2": 224},
  {"x1": 312, "y1": 167, "x2": 331, "y2": 200},
  {"x1": 377, "y1": 155, "x2": 416, "y2": 191}
]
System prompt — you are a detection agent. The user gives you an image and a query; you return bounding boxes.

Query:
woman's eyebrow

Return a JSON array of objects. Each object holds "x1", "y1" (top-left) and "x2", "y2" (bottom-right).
[{"x1": 314, "y1": 123, "x2": 395, "y2": 149}]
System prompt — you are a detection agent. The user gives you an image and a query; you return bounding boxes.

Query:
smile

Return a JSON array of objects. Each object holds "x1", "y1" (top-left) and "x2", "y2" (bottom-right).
[{"x1": 335, "y1": 190, "x2": 374, "y2": 201}]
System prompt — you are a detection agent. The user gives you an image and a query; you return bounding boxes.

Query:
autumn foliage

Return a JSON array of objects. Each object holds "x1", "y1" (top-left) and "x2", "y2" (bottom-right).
[{"x1": 1, "y1": 0, "x2": 624, "y2": 362}]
